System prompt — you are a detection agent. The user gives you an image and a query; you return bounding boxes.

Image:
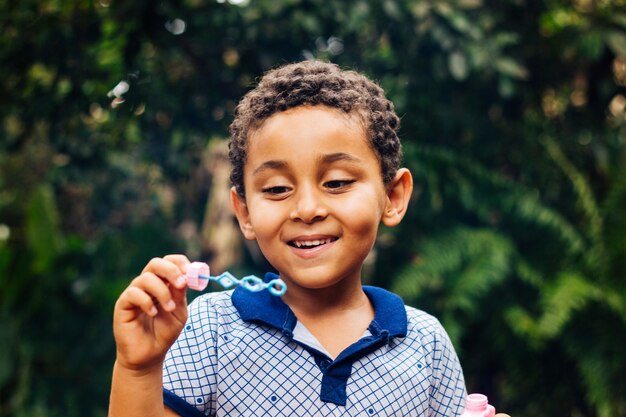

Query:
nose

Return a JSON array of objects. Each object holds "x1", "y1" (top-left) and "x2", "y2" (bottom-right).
[{"x1": 289, "y1": 185, "x2": 328, "y2": 223}]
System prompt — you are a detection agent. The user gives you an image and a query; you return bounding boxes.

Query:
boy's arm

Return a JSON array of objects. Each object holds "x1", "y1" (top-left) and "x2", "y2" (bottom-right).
[
  {"x1": 427, "y1": 319, "x2": 467, "y2": 416},
  {"x1": 110, "y1": 361, "x2": 177, "y2": 417},
  {"x1": 165, "y1": 406, "x2": 182, "y2": 417},
  {"x1": 108, "y1": 255, "x2": 190, "y2": 417},
  {"x1": 110, "y1": 360, "x2": 182, "y2": 417}
]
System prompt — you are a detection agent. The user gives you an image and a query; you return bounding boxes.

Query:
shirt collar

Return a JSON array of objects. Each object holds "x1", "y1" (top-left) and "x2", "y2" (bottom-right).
[{"x1": 231, "y1": 272, "x2": 407, "y2": 339}]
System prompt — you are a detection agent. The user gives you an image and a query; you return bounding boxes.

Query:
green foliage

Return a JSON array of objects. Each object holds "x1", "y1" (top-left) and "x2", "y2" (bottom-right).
[{"x1": 1, "y1": 0, "x2": 626, "y2": 416}]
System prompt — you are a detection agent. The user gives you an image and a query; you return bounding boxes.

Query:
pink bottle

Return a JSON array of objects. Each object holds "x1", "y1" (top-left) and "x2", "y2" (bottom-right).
[{"x1": 460, "y1": 393, "x2": 496, "y2": 417}]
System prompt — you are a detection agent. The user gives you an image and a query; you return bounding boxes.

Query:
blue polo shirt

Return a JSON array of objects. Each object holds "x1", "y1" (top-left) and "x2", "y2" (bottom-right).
[{"x1": 162, "y1": 273, "x2": 466, "y2": 416}]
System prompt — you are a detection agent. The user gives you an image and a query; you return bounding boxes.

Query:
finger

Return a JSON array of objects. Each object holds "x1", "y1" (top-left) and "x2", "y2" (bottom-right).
[
  {"x1": 495, "y1": 414, "x2": 511, "y2": 417},
  {"x1": 163, "y1": 254, "x2": 191, "y2": 273},
  {"x1": 133, "y1": 272, "x2": 178, "y2": 312},
  {"x1": 117, "y1": 286, "x2": 158, "y2": 318},
  {"x1": 162, "y1": 255, "x2": 193, "y2": 305},
  {"x1": 142, "y1": 257, "x2": 187, "y2": 290},
  {"x1": 168, "y1": 278, "x2": 188, "y2": 310},
  {"x1": 163, "y1": 254, "x2": 192, "y2": 292}
]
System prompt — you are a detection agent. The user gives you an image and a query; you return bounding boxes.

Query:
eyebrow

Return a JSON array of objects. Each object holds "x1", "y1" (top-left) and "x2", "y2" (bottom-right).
[
  {"x1": 251, "y1": 152, "x2": 363, "y2": 176},
  {"x1": 252, "y1": 160, "x2": 288, "y2": 176},
  {"x1": 319, "y1": 152, "x2": 363, "y2": 165}
]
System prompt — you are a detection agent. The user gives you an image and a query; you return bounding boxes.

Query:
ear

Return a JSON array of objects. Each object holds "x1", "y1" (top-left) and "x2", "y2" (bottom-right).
[
  {"x1": 230, "y1": 187, "x2": 256, "y2": 240},
  {"x1": 382, "y1": 168, "x2": 413, "y2": 227}
]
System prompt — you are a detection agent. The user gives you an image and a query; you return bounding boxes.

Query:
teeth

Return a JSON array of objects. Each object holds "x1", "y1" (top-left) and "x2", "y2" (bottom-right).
[{"x1": 293, "y1": 238, "x2": 333, "y2": 248}]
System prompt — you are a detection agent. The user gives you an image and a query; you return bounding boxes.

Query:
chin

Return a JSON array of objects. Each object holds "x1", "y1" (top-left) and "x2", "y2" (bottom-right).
[{"x1": 283, "y1": 269, "x2": 359, "y2": 290}]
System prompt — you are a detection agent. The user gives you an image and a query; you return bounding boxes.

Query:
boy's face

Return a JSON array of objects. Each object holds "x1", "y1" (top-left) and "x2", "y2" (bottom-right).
[{"x1": 232, "y1": 105, "x2": 405, "y2": 295}]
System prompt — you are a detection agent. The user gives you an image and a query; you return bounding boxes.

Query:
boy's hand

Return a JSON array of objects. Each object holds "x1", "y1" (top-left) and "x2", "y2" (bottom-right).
[{"x1": 113, "y1": 254, "x2": 190, "y2": 371}]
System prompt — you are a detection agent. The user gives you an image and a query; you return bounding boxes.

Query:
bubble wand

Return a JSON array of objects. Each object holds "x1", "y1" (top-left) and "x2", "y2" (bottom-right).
[{"x1": 185, "y1": 261, "x2": 287, "y2": 296}]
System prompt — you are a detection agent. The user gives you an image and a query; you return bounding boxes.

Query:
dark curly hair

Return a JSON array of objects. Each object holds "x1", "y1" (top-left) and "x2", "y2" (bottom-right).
[{"x1": 228, "y1": 60, "x2": 402, "y2": 196}]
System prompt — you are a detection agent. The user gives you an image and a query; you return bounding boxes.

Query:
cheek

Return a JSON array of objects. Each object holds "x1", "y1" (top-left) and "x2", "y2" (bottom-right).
[
  {"x1": 349, "y1": 212, "x2": 381, "y2": 238},
  {"x1": 247, "y1": 201, "x2": 284, "y2": 236},
  {"x1": 338, "y1": 196, "x2": 384, "y2": 236}
]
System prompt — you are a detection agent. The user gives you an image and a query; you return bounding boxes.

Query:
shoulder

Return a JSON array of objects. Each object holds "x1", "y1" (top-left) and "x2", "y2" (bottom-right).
[
  {"x1": 402, "y1": 305, "x2": 455, "y2": 351},
  {"x1": 163, "y1": 292, "x2": 240, "y2": 402},
  {"x1": 189, "y1": 290, "x2": 235, "y2": 308},
  {"x1": 178, "y1": 290, "x2": 245, "y2": 342},
  {"x1": 397, "y1": 305, "x2": 467, "y2": 410},
  {"x1": 404, "y1": 305, "x2": 445, "y2": 335},
  {"x1": 403, "y1": 305, "x2": 463, "y2": 374},
  {"x1": 187, "y1": 290, "x2": 237, "y2": 319}
]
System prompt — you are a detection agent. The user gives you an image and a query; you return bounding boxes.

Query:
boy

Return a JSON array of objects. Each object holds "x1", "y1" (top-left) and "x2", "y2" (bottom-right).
[{"x1": 110, "y1": 61, "x2": 468, "y2": 416}]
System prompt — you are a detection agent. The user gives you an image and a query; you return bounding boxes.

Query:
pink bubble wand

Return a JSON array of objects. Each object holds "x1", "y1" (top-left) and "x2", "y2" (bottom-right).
[{"x1": 185, "y1": 261, "x2": 287, "y2": 296}]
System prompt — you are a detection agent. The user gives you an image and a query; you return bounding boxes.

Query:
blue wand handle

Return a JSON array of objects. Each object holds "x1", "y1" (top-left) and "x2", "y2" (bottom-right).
[{"x1": 186, "y1": 262, "x2": 287, "y2": 296}]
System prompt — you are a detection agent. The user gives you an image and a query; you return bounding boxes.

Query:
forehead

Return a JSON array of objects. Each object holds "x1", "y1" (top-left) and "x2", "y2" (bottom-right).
[{"x1": 247, "y1": 105, "x2": 371, "y2": 157}]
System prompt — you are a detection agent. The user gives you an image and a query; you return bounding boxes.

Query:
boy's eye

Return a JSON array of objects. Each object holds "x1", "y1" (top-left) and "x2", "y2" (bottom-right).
[
  {"x1": 324, "y1": 179, "x2": 356, "y2": 190},
  {"x1": 262, "y1": 186, "x2": 290, "y2": 195}
]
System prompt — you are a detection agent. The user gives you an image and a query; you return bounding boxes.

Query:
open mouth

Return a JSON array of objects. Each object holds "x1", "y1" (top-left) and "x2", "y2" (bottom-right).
[{"x1": 288, "y1": 237, "x2": 338, "y2": 248}]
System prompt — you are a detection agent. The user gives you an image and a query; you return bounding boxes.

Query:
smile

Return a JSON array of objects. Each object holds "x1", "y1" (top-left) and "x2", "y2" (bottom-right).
[{"x1": 288, "y1": 237, "x2": 338, "y2": 248}]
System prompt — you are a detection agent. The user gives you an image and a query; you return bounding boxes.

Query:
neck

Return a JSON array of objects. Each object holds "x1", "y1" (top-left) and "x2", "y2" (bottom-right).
[
  {"x1": 280, "y1": 275, "x2": 372, "y2": 318},
  {"x1": 279, "y1": 274, "x2": 375, "y2": 358}
]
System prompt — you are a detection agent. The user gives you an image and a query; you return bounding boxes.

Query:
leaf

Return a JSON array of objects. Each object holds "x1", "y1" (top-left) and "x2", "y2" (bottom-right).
[
  {"x1": 0, "y1": 320, "x2": 15, "y2": 386},
  {"x1": 413, "y1": 145, "x2": 586, "y2": 254},
  {"x1": 495, "y1": 57, "x2": 528, "y2": 80},
  {"x1": 394, "y1": 227, "x2": 513, "y2": 317},
  {"x1": 609, "y1": 13, "x2": 626, "y2": 30},
  {"x1": 448, "y1": 50, "x2": 468, "y2": 80},
  {"x1": 579, "y1": 31, "x2": 605, "y2": 60},
  {"x1": 458, "y1": 0, "x2": 483, "y2": 10},
  {"x1": 536, "y1": 272, "x2": 600, "y2": 338},
  {"x1": 448, "y1": 12, "x2": 482, "y2": 40},
  {"x1": 504, "y1": 272, "x2": 602, "y2": 343},
  {"x1": 603, "y1": 152, "x2": 626, "y2": 279},
  {"x1": 543, "y1": 138, "x2": 605, "y2": 269},
  {"x1": 25, "y1": 184, "x2": 65, "y2": 274},
  {"x1": 606, "y1": 31, "x2": 626, "y2": 57},
  {"x1": 449, "y1": 229, "x2": 513, "y2": 312}
]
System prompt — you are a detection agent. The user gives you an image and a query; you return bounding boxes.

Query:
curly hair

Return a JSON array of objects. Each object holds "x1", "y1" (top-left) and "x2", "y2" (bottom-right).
[{"x1": 228, "y1": 60, "x2": 402, "y2": 196}]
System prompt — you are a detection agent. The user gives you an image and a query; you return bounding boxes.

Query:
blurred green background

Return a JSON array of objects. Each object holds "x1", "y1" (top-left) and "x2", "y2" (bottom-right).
[{"x1": 1, "y1": 0, "x2": 626, "y2": 416}]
